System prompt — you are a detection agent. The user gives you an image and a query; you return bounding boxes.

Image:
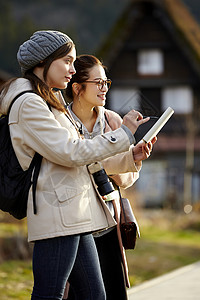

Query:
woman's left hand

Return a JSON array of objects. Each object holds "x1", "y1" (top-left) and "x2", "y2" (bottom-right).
[{"x1": 132, "y1": 136, "x2": 157, "y2": 162}]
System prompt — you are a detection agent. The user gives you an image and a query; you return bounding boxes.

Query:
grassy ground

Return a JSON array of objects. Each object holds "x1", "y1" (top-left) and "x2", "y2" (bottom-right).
[
  {"x1": 0, "y1": 260, "x2": 32, "y2": 299},
  {"x1": 127, "y1": 209, "x2": 200, "y2": 286},
  {"x1": 0, "y1": 209, "x2": 200, "y2": 298}
]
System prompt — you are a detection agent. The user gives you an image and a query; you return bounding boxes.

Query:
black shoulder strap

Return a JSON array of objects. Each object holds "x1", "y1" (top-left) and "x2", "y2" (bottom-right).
[
  {"x1": 104, "y1": 111, "x2": 110, "y2": 126},
  {"x1": 31, "y1": 153, "x2": 43, "y2": 214},
  {"x1": 8, "y1": 90, "x2": 35, "y2": 116},
  {"x1": 104, "y1": 111, "x2": 113, "y2": 133}
]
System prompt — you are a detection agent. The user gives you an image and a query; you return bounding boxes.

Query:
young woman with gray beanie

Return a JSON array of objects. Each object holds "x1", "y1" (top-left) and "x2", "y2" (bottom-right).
[{"x1": 0, "y1": 30, "x2": 149, "y2": 300}]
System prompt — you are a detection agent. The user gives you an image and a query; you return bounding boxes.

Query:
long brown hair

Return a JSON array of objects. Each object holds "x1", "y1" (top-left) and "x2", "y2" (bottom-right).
[{"x1": 1, "y1": 42, "x2": 75, "y2": 112}]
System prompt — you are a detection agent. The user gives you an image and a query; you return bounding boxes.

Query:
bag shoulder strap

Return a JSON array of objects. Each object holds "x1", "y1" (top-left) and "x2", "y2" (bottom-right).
[
  {"x1": 104, "y1": 111, "x2": 113, "y2": 135},
  {"x1": 104, "y1": 110, "x2": 122, "y2": 131},
  {"x1": 31, "y1": 153, "x2": 43, "y2": 214},
  {"x1": 8, "y1": 90, "x2": 35, "y2": 116},
  {"x1": 104, "y1": 111, "x2": 110, "y2": 126},
  {"x1": 117, "y1": 186, "x2": 127, "y2": 222}
]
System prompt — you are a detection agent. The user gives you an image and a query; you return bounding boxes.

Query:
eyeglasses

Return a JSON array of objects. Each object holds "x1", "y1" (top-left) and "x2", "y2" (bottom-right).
[{"x1": 83, "y1": 79, "x2": 112, "y2": 90}]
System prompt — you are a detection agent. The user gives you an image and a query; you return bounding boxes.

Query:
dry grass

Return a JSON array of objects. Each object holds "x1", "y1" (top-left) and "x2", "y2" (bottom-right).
[{"x1": 126, "y1": 209, "x2": 200, "y2": 286}]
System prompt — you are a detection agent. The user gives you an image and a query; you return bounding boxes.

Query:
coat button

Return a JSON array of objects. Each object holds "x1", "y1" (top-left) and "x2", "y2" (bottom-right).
[{"x1": 110, "y1": 136, "x2": 116, "y2": 141}]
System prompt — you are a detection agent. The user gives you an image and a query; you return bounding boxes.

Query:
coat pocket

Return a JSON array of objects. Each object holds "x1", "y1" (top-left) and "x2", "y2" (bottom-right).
[{"x1": 55, "y1": 185, "x2": 92, "y2": 227}]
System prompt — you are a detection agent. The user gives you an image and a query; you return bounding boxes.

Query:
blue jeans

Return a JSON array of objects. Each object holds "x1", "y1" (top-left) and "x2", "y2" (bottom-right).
[
  {"x1": 31, "y1": 233, "x2": 106, "y2": 300},
  {"x1": 68, "y1": 228, "x2": 127, "y2": 300}
]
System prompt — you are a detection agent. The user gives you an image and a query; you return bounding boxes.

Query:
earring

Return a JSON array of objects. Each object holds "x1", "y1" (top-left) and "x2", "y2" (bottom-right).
[{"x1": 77, "y1": 94, "x2": 83, "y2": 112}]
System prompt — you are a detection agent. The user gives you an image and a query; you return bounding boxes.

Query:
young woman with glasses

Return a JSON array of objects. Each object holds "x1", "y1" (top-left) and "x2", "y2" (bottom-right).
[{"x1": 64, "y1": 54, "x2": 156, "y2": 300}]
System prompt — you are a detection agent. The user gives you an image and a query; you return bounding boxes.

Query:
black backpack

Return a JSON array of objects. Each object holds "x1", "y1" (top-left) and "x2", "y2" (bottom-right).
[{"x1": 0, "y1": 90, "x2": 43, "y2": 219}]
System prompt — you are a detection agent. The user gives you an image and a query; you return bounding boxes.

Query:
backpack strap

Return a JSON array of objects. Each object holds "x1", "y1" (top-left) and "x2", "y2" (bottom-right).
[
  {"x1": 8, "y1": 90, "x2": 43, "y2": 215},
  {"x1": 8, "y1": 90, "x2": 34, "y2": 115},
  {"x1": 31, "y1": 153, "x2": 43, "y2": 214}
]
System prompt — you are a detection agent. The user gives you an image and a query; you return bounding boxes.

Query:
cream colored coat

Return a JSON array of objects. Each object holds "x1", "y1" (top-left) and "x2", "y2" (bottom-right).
[{"x1": 0, "y1": 78, "x2": 138, "y2": 242}]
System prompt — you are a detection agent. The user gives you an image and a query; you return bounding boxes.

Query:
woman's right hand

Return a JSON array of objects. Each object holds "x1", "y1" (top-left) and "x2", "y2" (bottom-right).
[
  {"x1": 122, "y1": 110, "x2": 150, "y2": 135},
  {"x1": 132, "y1": 136, "x2": 157, "y2": 162}
]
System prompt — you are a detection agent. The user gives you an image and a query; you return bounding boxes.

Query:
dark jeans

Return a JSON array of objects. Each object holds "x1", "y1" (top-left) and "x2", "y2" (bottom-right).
[
  {"x1": 31, "y1": 233, "x2": 106, "y2": 300},
  {"x1": 68, "y1": 227, "x2": 127, "y2": 300}
]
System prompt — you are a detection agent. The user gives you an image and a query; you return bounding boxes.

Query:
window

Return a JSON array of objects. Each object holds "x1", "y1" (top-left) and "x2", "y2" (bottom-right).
[
  {"x1": 162, "y1": 86, "x2": 193, "y2": 114},
  {"x1": 137, "y1": 49, "x2": 164, "y2": 75}
]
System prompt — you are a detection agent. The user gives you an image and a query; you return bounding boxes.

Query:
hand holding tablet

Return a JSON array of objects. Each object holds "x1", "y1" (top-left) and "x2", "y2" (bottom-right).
[{"x1": 134, "y1": 107, "x2": 174, "y2": 144}]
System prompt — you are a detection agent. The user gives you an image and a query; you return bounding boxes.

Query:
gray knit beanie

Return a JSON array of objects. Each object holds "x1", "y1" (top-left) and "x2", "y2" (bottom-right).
[{"x1": 17, "y1": 30, "x2": 73, "y2": 74}]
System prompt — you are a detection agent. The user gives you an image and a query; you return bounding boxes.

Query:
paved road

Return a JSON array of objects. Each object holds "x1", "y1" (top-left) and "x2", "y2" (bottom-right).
[{"x1": 128, "y1": 261, "x2": 200, "y2": 300}]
